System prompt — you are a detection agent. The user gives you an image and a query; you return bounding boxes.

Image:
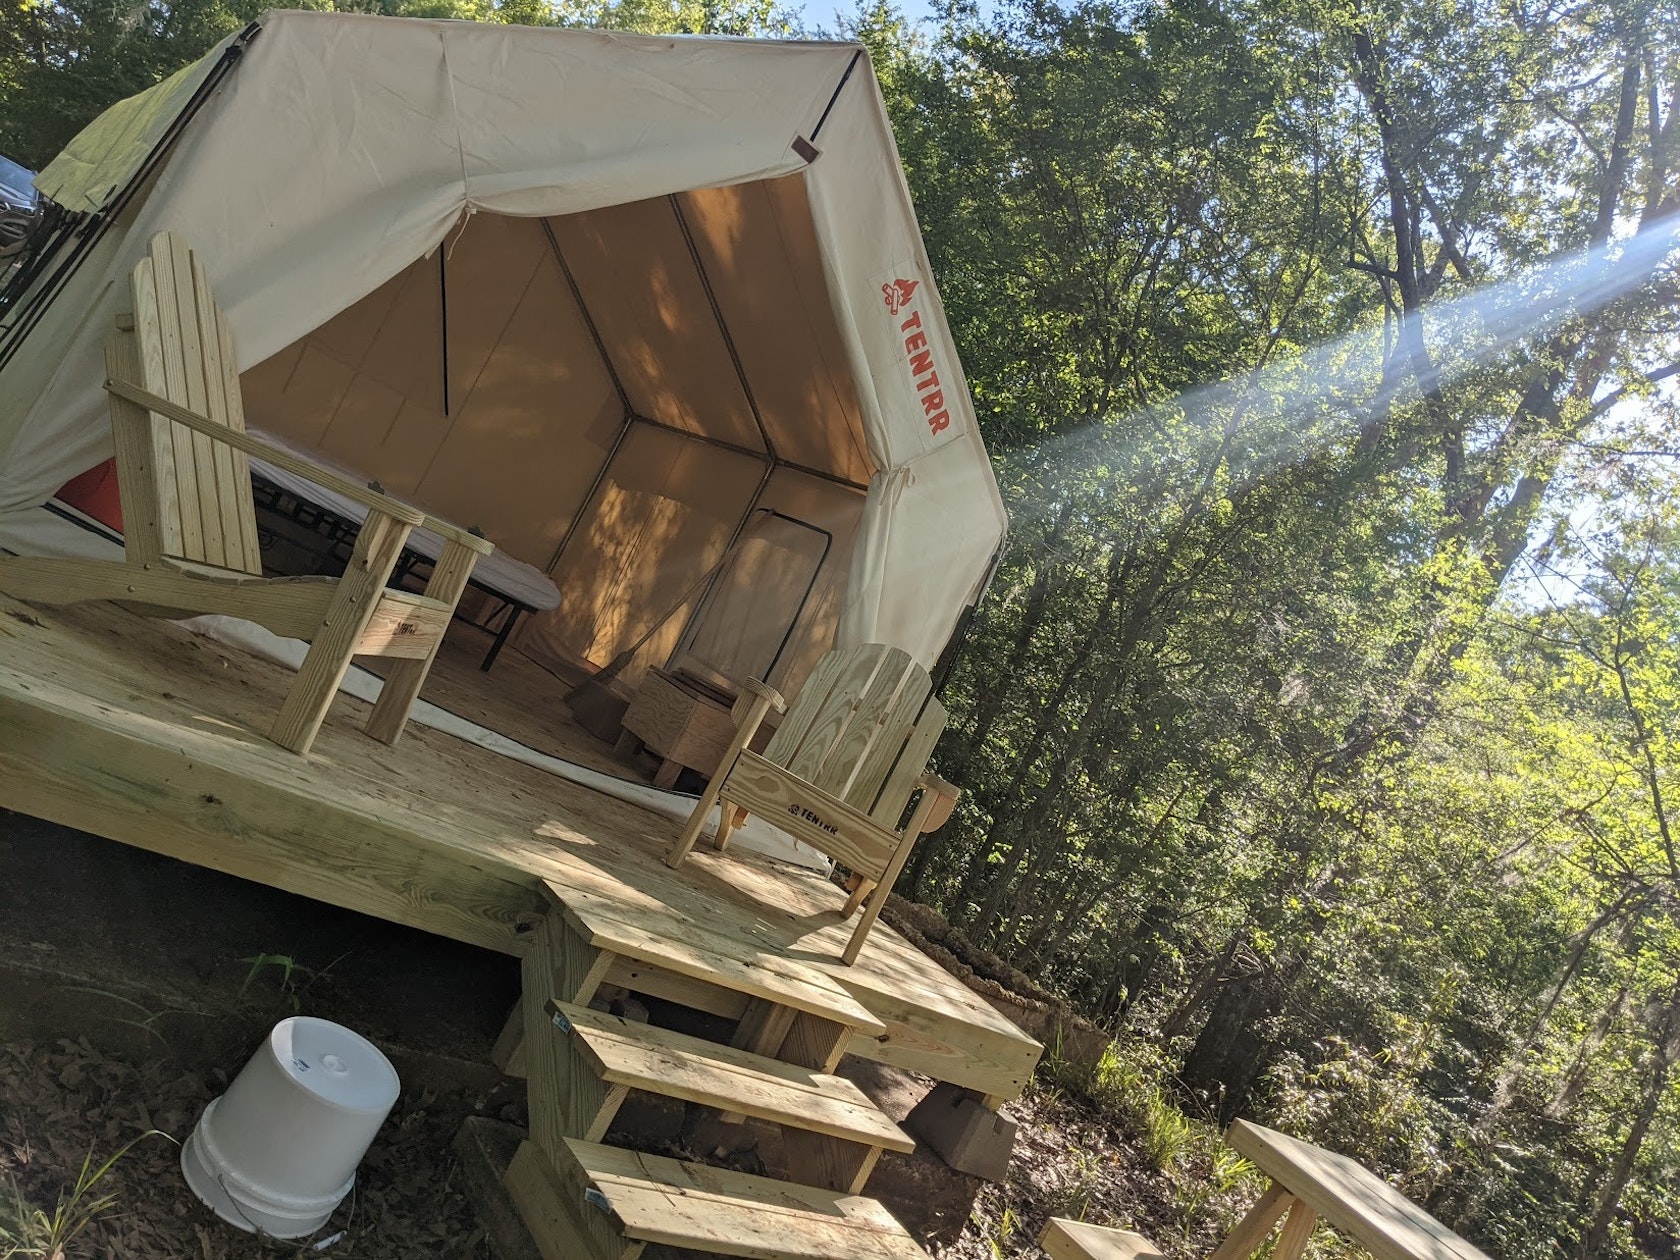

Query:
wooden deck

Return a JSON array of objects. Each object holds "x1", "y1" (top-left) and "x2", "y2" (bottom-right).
[{"x1": 0, "y1": 594, "x2": 1040, "y2": 1102}]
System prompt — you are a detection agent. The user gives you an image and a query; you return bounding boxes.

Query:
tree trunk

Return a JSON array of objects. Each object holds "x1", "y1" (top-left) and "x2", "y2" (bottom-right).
[
  {"x1": 1579, "y1": 972, "x2": 1680, "y2": 1260},
  {"x1": 1177, "y1": 952, "x2": 1299, "y2": 1123}
]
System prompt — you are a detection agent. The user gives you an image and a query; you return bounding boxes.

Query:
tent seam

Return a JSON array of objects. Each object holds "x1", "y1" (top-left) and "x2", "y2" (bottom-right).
[{"x1": 439, "y1": 29, "x2": 472, "y2": 205}]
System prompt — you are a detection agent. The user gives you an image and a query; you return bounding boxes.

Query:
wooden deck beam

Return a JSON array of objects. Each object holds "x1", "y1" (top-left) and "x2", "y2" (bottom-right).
[{"x1": 0, "y1": 670, "x2": 547, "y2": 954}]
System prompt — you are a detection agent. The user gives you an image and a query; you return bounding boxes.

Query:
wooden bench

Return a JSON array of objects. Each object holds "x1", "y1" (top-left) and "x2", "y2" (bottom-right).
[{"x1": 1211, "y1": 1120, "x2": 1491, "y2": 1260}]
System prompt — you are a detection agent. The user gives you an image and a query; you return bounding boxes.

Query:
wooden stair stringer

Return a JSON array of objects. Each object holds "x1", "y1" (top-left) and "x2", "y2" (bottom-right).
[{"x1": 511, "y1": 890, "x2": 929, "y2": 1259}]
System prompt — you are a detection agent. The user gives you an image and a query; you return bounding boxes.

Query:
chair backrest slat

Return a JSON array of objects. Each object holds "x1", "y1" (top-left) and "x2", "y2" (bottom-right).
[
  {"x1": 771, "y1": 645, "x2": 895, "y2": 791},
  {"x1": 762, "y1": 648, "x2": 849, "y2": 765},
  {"x1": 763, "y1": 643, "x2": 941, "y2": 823},
  {"x1": 871, "y1": 695, "x2": 946, "y2": 828},
  {"x1": 848, "y1": 671, "x2": 934, "y2": 815},
  {"x1": 118, "y1": 258, "x2": 179, "y2": 561},
  {"x1": 817, "y1": 646, "x2": 914, "y2": 802},
  {"x1": 192, "y1": 252, "x2": 263, "y2": 569},
  {"x1": 218, "y1": 291, "x2": 265, "y2": 567},
  {"x1": 124, "y1": 233, "x2": 262, "y2": 575}
]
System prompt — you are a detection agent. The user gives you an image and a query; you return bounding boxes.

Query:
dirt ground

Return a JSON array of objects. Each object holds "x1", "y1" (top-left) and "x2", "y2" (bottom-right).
[
  {"x1": 0, "y1": 1035, "x2": 502, "y2": 1258},
  {"x1": 938, "y1": 1085, "x2": 1254, "y2": 1260},
  {"x1": 0, "y1": 1036, "x2": 1246, "y2": 1260},
  {"x1": 0, "y1": 811, "x2": 526, "y2": 1258}
]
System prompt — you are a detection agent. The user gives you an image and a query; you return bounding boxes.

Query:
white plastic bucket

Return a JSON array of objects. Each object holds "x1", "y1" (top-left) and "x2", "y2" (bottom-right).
[{"x1": 181, "y1": 1016, "x2": 400, "y2": 1238}]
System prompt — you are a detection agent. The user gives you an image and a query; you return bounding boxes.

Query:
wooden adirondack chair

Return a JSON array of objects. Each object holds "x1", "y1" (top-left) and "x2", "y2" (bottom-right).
[
  {"x1": 0, "y1": 231, "x2": 494, "y2": 756},
  {"x1": 665, "y1": 643, "x2": 961, "y2": 965}
]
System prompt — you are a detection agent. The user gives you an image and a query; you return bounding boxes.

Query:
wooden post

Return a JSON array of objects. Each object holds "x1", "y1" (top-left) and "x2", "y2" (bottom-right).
[
  {"x1": 731, "y1": 998, "x2": 798, "y2": 1058},
  {"x1": 666, "y1": 680, "x2": 783, "y2": 868},
  {"x1": 1271, "y1": 1198, "x2": 1319, "y2": 1260},
  {"x1": 1207, "y1": 1182, "x2": 1294, "y2": 1260},
  {"x1": 271, "y1": 511, "x2": 412, "y2": 754},
  {"x1": 366, "y1": 536, "x2": 482, "y2": 745}
]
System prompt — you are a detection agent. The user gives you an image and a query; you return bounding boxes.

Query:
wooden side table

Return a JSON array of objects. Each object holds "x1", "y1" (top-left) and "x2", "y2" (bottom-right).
[{"x1": 620, "y1": 667, "x2": 738, "y2": 788}]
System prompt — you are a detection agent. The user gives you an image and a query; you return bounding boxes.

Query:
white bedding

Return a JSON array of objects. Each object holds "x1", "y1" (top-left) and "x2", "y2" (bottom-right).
[{"x1": 248, "y1": 443, "x2": 560, "y2": 612}]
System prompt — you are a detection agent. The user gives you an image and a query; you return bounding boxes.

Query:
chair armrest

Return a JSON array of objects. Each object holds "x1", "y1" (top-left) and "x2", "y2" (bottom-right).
[
  {"x1": 914, "y1": 773, "x2": 961, "y2": 833},
  {"x1": 422, "y1": 518, "x2": 494, "y2": 555},
  {"x1": 724, "y1": 679, "x2": 784, "y2": 758},
  {"x1": 737, "y1": 677, "x2": 788, "y2": 718},
  {"x1": 105, "y1": 377, "x2": 492, "y2": 557}
]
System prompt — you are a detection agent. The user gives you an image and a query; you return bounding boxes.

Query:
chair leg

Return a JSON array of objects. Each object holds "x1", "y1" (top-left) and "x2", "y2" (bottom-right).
[
  {"x1": 272, "y1": 512, "x2": 411, "y2": 755},
  {"x1": 0, "y1": 558, "x2": 139, "y2": 607},
  {"x1": 667, "y1": 773, "x2": 726, "y2": 868},
  {"x1": 366, "y1": 538, "x2": 480, "y2": 746},
  {"x1": 665, "y1": 690, "x2": 775, "y2": 869},
  {"x1": 840, "y1": 814, "x2": 933, "y2": 965},
  {"x1": 842, "y1": 877, "x2": 873, "y2": 917},
  {"x1": 667, "y1": 803, "x2": 712, "y2": 868},
  {"x1": 713, "y1": 801, "x2": 743, "y2": 851},
  {"x1": 842, "y1": 882, "x2": 890, "y2": 966}
]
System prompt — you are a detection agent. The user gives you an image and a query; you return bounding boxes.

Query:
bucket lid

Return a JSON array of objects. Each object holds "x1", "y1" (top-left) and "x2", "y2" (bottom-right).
[{"x1": 270, "y1": 1017, "x2": 400, "y2": 1114}]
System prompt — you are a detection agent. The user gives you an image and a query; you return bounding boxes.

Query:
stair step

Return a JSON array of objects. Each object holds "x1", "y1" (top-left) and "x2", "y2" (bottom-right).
[
  {"x1": 550, "y1": 1000, "x2": 914, "y2": 1153},
  {"x1": 551, "y1": 885, "x2": 888, "y2": 1037},
  {"x1": 505, "y1": 1137, "x2": 929, "y2": 1260}
]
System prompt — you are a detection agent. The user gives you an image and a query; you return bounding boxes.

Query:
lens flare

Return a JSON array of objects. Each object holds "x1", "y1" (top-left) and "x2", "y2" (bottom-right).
[{"x1": 1003, "y1": 214, "x2": 1680, "y2": 527}]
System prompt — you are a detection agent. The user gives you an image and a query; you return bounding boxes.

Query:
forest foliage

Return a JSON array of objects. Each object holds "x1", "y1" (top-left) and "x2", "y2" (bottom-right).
[{"x1": 2, "y1": 0, "x2": 1679, "y2": 1253}]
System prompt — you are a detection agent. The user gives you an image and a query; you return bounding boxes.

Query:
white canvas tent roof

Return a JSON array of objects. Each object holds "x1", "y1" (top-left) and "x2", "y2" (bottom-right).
[{"x1": 0, "y1": 11, "x2": 1006, "y2": 692}]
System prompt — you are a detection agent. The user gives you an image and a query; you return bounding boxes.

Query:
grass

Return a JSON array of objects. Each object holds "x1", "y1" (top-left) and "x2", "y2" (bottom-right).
[
  {"x1": 1043, "y1": 1036, "x2": 1211, "y2": 1171},
  {"x1": 1039, "y1": 1036, "x2": 1268, "y2": 1245},
  {"x1": 0, "y1": 1132, "x2": 172, "y2": 1260},
  {"x1": 238, "y1": 951, "x2": 343, "y2": 1015}
]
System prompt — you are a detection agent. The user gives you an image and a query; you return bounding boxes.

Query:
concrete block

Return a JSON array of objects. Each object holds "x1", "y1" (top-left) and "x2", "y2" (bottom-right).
[{"x1": 903, "y1": 1081, "x2": 1018, "y2": 1182}]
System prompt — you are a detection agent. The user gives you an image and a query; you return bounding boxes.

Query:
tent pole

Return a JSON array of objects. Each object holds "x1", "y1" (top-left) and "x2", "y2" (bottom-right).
[
  {"x1": 543, "y1": 410, "x2": 637, "y2": 576},
  {"x1": 540, "y1": 218, "x2": 633, "y2": 416},
  {"x1": 438, "y1": 248, "x2": 450, "y2": 416},
  {"x1": 629, "y1": 414, "x2": 867, "y2": 492},
  {"x1": 538, "y1": 215, "x2": 639, "y2": 576},
  {"x1": 0, "y1": 21, "x2": 261, "y2": 389},
  {"x1": 668, "y1": 195, "x2": 777, "y2": 461}
]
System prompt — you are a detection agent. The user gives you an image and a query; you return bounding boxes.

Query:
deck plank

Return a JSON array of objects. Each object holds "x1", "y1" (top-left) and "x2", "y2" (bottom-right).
[
  {"x1": 563, "y1": 1137, "x2": 929, "y2": 1259},
  {"x1": 548, "y1": 882, "x2": 887, "y2": 1036}
]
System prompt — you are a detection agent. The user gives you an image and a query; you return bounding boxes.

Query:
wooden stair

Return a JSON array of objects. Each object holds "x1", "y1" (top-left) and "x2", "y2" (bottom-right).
[
  {"x1": 510, "y1": 896, "x2": 932, "y2": 1260},
  {"x1": 548, "y1": 999, "x2": 914, "y2": 1193},
  {"x1": 506, "y1": 1138, "x2": 931, "y2": 1260}
]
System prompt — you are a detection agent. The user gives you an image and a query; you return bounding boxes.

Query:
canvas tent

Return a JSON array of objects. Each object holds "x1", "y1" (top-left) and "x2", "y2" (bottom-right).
[{"x1": 0, "y1": 11, "x2": 1006, "y2": 697}]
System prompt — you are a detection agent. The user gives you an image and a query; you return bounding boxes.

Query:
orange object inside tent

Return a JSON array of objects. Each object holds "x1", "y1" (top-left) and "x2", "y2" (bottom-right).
[{"x1": 57, "y1": 459, "x2": 124, "y2": 531}]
